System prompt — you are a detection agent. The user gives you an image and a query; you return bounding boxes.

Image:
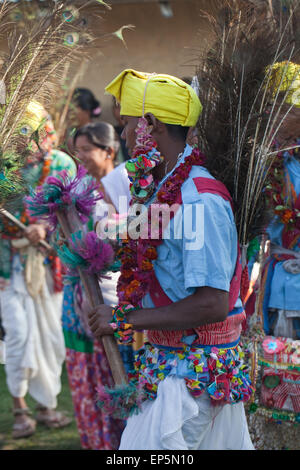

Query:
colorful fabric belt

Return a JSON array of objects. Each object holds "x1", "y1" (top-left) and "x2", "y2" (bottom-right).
[{"x1": 129, "y1": 341, "x2": 253, "y2": 406}]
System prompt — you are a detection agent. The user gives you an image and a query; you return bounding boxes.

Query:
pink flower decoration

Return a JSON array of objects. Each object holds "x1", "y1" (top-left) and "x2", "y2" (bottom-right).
[{"x1": 262, "y1": 336, "x2": 285, "y2": 355}]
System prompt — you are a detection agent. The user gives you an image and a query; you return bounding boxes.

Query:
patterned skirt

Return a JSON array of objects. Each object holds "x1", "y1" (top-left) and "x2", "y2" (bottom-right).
[{"x1": 62, "y1": 284, "x2": 125, "y2": 450}]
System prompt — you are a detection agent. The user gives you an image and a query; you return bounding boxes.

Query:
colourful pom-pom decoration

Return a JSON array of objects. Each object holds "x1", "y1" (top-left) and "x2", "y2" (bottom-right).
[
  {"x1": 25, "y1": 165, "x2": 102, "y2": 230},
  {"x1": 56, "y1": 230, "x2": 115, "y2": 277},
  {"x1": 110, "y1": 303, "x2": 136, "y2": 345},
  {"x1": 125, "y1": 116, "x2": 164, "y2": 204}
]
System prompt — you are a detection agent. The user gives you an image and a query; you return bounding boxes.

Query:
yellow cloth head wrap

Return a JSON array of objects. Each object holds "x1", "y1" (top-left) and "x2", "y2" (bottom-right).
[
  {"x1": 268, "y1": 61, "x2": 300, "y2": 108},
  {"x1": 105, "y1": 69, "x2": 202, "y2": 127}
]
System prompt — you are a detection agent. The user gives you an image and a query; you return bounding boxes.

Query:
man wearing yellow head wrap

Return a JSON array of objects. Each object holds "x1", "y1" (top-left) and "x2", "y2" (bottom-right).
[
  {"x1": 105, "y1": 68, "x2": 202, "y2": 127},
  {"x1": 0, "y1": 101, "x2": 76, "y2": 438},
  {"x1": 88, "y1": 69, "x2": 254, "y2": 450},
  {"x1": 105, "y1": 69, "x2": 203, "y2": 182},
  {"x1": 247, "y1": 62, "x2": 300, "y2": 450}
]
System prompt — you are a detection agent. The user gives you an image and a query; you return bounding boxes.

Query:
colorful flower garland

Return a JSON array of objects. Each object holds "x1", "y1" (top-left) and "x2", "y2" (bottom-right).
[
  {"x1": 116, "y1": 118, "x2": 205, "y2": 314},
  {"x1": 110, "y1": 304, "x2": 135, "y2": 344},
  {"x1": 126, "y1": 116, "x2": 164, "y2": 204}
]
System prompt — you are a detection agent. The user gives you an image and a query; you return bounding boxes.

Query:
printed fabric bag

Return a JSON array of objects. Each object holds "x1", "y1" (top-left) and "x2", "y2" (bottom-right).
[{"x1": 259, "y1": 336, "x2": 300, "y2": 414}]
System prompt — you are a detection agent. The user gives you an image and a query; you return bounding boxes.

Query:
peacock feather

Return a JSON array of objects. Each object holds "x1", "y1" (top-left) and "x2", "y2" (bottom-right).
[
  {"x1": 196, "y1": 0, "x2": 300, "y2": 247},
  {"x1": 0, "y1": 0, "x2": 112, "y2": 205}
]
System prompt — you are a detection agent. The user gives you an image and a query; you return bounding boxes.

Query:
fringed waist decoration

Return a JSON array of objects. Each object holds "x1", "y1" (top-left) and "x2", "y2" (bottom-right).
[{"x1": 96, "y1": 341, "x2": 253, "y2": 419}]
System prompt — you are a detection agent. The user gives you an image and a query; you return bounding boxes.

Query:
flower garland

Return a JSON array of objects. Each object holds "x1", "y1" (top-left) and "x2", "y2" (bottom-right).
[
  {"x1": 116, "y1": 117, "x2": 205, "y2": 312},
  {"x1": 126, "y1": 116, "x2": 164, "y2": 204},
  {"x1": 265, "y1": 139, "x2": 300, "y2": 239}
]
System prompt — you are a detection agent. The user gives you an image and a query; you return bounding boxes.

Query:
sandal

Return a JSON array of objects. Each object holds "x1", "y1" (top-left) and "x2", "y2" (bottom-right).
[
  {"x1": 35, "y1": 407, "x2": 72, "y2": 429},
  {"x1": 12, "y1": 408, "x2": 36, "y2": 439}
]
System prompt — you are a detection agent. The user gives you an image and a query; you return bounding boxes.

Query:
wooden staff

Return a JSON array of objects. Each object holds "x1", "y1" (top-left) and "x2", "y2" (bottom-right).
[
  {"x1": 56, "y1": 207, "x2": 128, "y2": 386},
  {"x1": 0, "y1": 207, "x2": 52, "y2": 251}
]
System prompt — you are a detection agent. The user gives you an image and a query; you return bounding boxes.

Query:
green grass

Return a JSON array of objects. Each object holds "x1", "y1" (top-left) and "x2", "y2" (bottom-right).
[{"x1": 0, "y1": 363, "x2": 81, "y2": 450}]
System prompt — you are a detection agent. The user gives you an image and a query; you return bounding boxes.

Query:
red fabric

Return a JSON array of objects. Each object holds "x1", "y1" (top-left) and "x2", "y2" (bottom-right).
[
  {"x1": 192, "y1": 177, "x2": 234, "y2": 210},
  {"x1": 51, "y1": 256, "x2": 64, "y2": 293},
  {"x1": 65, "y1": 341, "x2": 124, "y2": 450},
  {"x1": 192, "y1": 177, "x2": 242, "y2": 312},
  {"x1": 261, "y1": 368, "x2": 300, "y2": 413},
  {"x1": 147, "y1": 311, "x2": 245, "y2": 347},
  {"x1": 261, "y1": 337, "x2": 300, "y2": 413},
  {"x1": 240, "y1": 265, "x2": 250, "y2": 304}
]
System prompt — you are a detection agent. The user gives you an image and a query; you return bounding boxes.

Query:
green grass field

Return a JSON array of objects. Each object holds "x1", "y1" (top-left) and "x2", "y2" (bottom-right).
[{"x1": 0, "y1": 363, "x2": 81, "y2": 450}]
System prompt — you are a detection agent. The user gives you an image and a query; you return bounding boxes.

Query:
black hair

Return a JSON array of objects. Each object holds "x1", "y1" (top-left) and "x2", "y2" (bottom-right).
[
  {"x1": 72, "y1": 88, "x2": 101, "y2": 118},
  {"x1": 181, "y1": 76, "x2": 193, "y2": 85},
  {"x1": 165, "y1": 123, "x2": 190, "y2": 142},
  {"x1": 74, "y1": 122, "x2": 120, "y2": 155}
]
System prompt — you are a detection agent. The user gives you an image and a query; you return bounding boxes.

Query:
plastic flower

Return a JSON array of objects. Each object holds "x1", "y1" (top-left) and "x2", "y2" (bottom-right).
[{"x1": 262, "y1": 337, "x2": 285, "y2": 354}]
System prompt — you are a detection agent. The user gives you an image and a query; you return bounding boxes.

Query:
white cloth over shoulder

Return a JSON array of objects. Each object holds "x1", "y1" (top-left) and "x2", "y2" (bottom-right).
[
  {"x1": 119, "y1": 376, "x2": 254, "y2": 450},
  {"x1": 0, "y1": 255, "x2": 65, "y2": 408},
  {"x1": 101, "y1": 162, "x2": 130, "y2": 213}
]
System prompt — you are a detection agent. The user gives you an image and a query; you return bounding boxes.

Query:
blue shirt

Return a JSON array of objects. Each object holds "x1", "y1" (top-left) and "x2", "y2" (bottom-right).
[
  {"x1": 267, "y1": 153, "x2": 300, "y2": 311},
  {"x1": 142, "y1": 145, "x2": 242, "y2": 309}
]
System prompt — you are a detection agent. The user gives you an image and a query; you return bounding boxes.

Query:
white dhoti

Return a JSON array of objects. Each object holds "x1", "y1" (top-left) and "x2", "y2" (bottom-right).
[
  {"x1": 119, "y1": 376, "x2": 254, "y2": 450},
  {"x1": 0, "y1": 254, "x2": 65, "y2": 409}
]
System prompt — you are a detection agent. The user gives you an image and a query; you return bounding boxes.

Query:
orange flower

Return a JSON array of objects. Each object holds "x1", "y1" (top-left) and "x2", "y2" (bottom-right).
[
  {"x1": 125, "y1": 280, "x2": 141, "y2": 297},
  {"x1": 122, "y1": 269, "x2": 133, "y2": 279},
  {"x1": 39, "y1": 158, "x2": 51, "y2": 185},
  {"x1": 145, "y1": 247, "x2": 157, "y2": 260},
  {"x1": 141, "y1": 260, "x2": 153, "y2": 271},
  {"x1": 281, "y1": 209, "x2": 293, "y2": 224}
]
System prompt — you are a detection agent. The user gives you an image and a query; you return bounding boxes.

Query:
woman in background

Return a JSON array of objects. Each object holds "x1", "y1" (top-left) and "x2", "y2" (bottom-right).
[
  {"x1": 0, "y1": 102, "x2": 76, "y2": 439},
  {"x1": 62, "y1": 122, "x2": 133, "y2": 450},
  {"x1": 64, "y1": 88, "x2": 101, "y2": 157}
]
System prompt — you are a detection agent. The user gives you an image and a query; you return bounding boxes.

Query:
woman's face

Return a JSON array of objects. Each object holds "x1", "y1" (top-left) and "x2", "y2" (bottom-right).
[{"x1": 75, "y1": 134, "x2": 110, "y2": 179}]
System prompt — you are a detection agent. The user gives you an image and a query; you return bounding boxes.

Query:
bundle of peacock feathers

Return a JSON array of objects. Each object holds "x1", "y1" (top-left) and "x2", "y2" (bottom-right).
[
  {"x1": 196, "y1": 0, "x2": 300, "y2": 250},
  {"x1": 0, "y1": 0, "x2": 110, "y2": 205}
]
